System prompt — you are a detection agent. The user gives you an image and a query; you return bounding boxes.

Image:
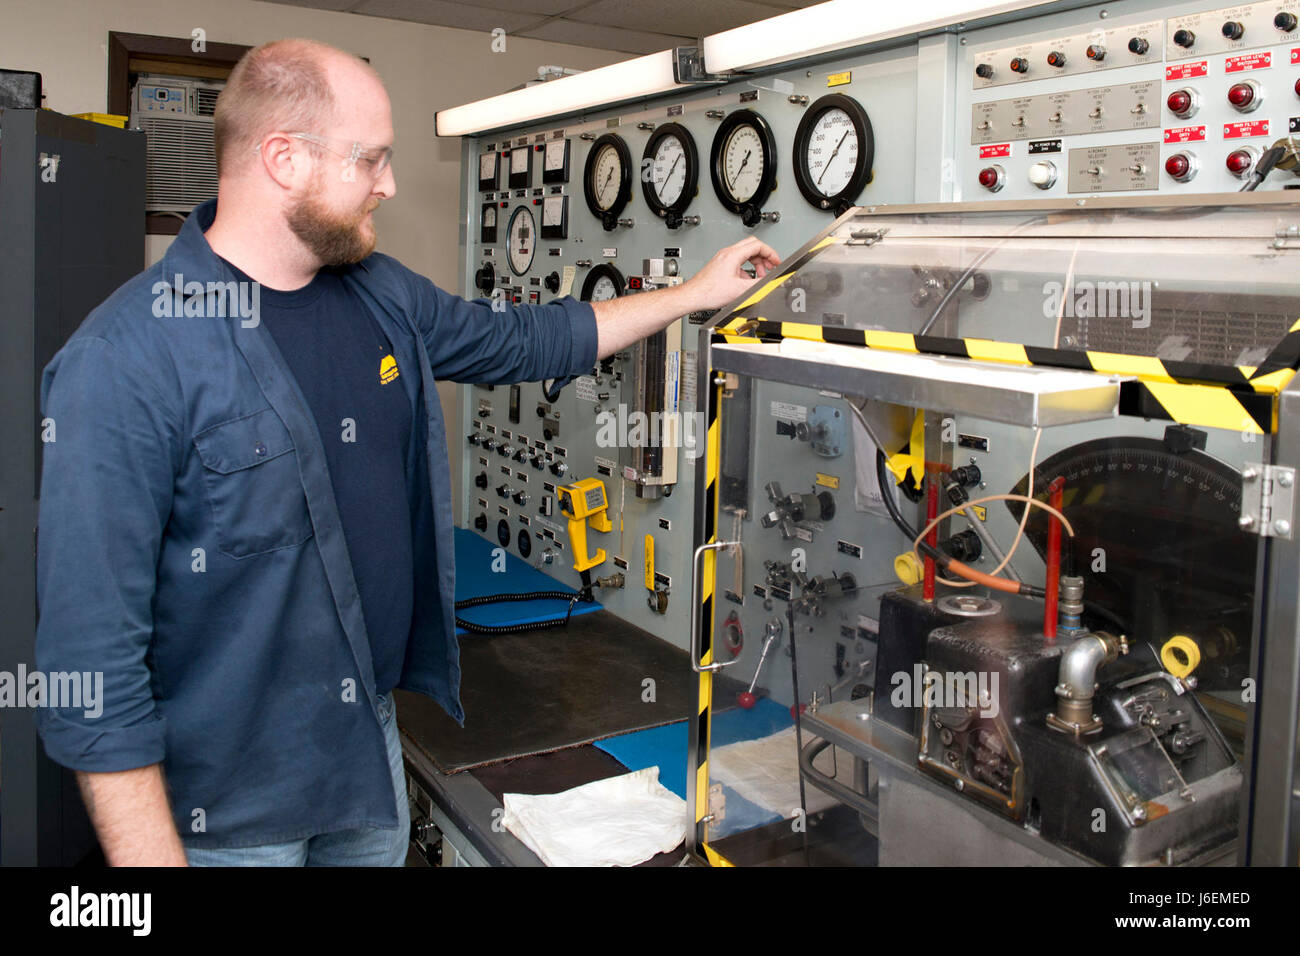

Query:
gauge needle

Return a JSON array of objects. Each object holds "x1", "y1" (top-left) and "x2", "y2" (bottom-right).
[
  {"x1": 728, "y1": 150, "x2": 752, "y2": 190},
  {"x1": 663, "y1": 154, "x2": 682, "y2": 187},
  {"x1": 602, "y1": 166, "x2": 614, "y2": 198},
  {"x1": 817, "y1": 131, "x2": 850, "y2": 186}
]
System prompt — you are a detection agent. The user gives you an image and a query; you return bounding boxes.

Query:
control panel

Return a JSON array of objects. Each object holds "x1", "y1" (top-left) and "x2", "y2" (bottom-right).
[{"x1": 454, "y1": 0, "x2": 1300, "y2": 654}]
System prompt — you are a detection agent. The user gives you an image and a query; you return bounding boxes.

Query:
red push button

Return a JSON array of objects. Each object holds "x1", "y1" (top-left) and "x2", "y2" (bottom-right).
[
  {"x1": 1166, "y1": 89, "x2": 1195, "y2": 117},
  {"x1": 1164, "y1": 152, "x2": 1195, "y2": 182},
  {"x1": 978, "y1": 165, "x2": 1005, "y2": 192},
  {"x1": 1226, "y1": 148, "x2": 1256, "y2": 176}
]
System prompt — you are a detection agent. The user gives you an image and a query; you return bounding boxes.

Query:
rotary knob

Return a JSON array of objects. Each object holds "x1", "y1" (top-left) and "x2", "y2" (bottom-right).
[
  {"x1": 550, "y1": 460, "x2": 569, "y2": 477},
  {"x1": 474, "y1": 472, "x2": 489, "y2": 489},
  {"x1": 544, "y1": 271, "x2": 561, "y2": 293},
  {"x1": 474, "y1": 262, "x2": 495, "y2": 294},
  {"x1": 512, "y1": 490, "x2": 529, "y2": 506},
  {"x1": 473, "y1": 513, "x2": 488, "y2": 532}
]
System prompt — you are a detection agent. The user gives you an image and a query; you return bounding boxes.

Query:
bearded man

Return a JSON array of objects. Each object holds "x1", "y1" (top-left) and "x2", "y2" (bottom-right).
[{"x1": 34, "y1": 37, "x2": 778, "y2": 866}]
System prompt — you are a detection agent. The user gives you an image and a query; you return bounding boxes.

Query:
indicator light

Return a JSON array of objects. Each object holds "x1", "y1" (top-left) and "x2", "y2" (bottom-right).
[
  {"x1": 1166, "y1": 88, "x2": 1197, "y2": 118},
  {"x1": 1009, "y1": 57, "x2": 1029, "y2": 74},
  {"x1": 1276, "y1": 12, "x2": 1298, "y2": 32},
  {"x1": 1226, "y1": 147, "x2": 1258, "y2": 178},
  {"x1": 975, "y1": 63, "x2": 994, "y2": 79},
  {"x1": 1228, "y1": 81, "x2": 1260, "y2": 112},
  {"x1": 1164, "y1": 152, "x2": 1197, "y2": 182},
  {"x1": 977, "y1": 165, "x2": 1005, "y2": 192},
  {"x1": 1221, "y1": 20, "x2": 1244, "y2": 41},
  {"x1": 1128, "y1": 36, "x2": 1150, "y2": 55},
  {"x1": 1295, "y1": 76, "x2": 1300, "y2": 99},
  {"x1": 1086, "y1": 44, "x2": 1106, "y2": 62},
  {"x1": 1046, "y1": 51, "x2": 1066, "y2": 68},
  {"x1": 1173, "y1": 29, "x2": 1196, "y2": 49}
]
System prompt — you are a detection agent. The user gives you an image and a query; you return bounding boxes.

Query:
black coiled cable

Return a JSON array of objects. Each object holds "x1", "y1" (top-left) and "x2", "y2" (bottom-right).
[{"x1": 455, "y1": 589, "x2": 591, "y2": 635}]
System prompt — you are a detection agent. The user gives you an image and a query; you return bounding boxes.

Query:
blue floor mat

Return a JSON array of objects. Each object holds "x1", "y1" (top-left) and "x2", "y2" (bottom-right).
[
  {"x1": 594, "y1": 697, "x2": 793, "y2": 799},
  {"x1": 454, "y1": 527, "x2": 602, "y2": 635}
]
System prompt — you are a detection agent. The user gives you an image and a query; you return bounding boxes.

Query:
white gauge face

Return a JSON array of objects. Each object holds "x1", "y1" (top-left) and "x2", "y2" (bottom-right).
[
  {"x1": 479, "y1": 152, "x2": 497, "y2": 180},
  {"x1": 804, "y1": 108, "x2": 859, "y2": 198},
  {"x1": 510, "y1": 148, "x2": 530, "y2": 175},
  {"x1": 590, "y1": 144, "x2": 624, "y2": 211},
  {"x1": 483, "y1": 205, "x2": 497, "y2": 228},
  {"x1": 651, "y1": 135, "x2": 688, "y2": 207},
  {"x1": 721, "y1": 124, "x2": 765, "y2": 203},
  {"x1": 545, "y1": 140, "x2": 568, "y2": 171},
  {"x1": 590, "y1": 276, "x2": 619, "y2": 301},
  {"x1": 542, "y1": 196, "x2": 565, "y2": 226},
  {"x1": 507, "y1": 207, "x2": 535, "y2": 276}
]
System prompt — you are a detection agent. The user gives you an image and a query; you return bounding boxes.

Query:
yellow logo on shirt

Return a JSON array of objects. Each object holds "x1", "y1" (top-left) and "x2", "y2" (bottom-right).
[{"x1": 379, "y1": 354, "x2": 400, "y2": 385}]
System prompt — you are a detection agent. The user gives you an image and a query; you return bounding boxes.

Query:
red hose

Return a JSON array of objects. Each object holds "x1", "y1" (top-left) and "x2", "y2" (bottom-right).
[
  {"x1": 923, "y1": 480, "x2": 937, "y2": 602},
  {"x1": 1044, "y1": 476, "x2": 1064, "y2": 641}
]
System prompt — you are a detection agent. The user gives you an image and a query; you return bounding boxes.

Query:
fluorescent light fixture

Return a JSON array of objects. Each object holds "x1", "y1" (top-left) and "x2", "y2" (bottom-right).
[
  {"x1": 703, "y1": 0, "x2": 1058, "y2": 73},
  {"x1": 436, "y1": 50, "x2": 683, "y2": 136}
]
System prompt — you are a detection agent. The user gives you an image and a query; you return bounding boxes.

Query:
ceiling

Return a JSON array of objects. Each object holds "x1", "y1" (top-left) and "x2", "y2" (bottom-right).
[{"x1": 259, "y1": 0, "x2": 826, "y2": 55}]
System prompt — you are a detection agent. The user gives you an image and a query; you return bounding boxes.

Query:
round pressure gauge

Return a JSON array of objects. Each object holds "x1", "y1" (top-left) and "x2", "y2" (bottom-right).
[
  {"x1": 506, "y1": 205, "x2": 536, "y2": 276},
  {"x1": 792, "y1": 93, "x2": 874, "y2": 215},
  {"x1": 710, "y1": 109, "x2": 778, "y2": 226},
  {"x1": 583, "y1": 133, "x2": 632, "y2": 231},
  {"x1": 580, "y1": 263, "x2": 626, "y2": 302},
  {"x1": 641, "y1": 123, "x2": 698, "y2": 229}
]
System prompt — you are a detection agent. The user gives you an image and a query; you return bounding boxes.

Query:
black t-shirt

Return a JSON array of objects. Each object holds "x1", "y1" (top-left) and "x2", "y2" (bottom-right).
[{"x1": 225, "y1": 260, "x2": 415, "y2": 695}]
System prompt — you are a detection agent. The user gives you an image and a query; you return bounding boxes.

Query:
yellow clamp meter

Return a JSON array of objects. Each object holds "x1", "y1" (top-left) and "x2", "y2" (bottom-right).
[{"x1": 557, "y1": 477, "x2": 612, "y2": 573}]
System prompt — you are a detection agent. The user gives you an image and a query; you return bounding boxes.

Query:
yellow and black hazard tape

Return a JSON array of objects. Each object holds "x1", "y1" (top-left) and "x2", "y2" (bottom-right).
[
  {"x1": 711, "y1": 319, "x2": 1284, "y2": 434},
  {"x1": 721, "y1": 234, "x2": 847, "y2": 324},
  {"x1": 693, "y1": 374, "x2": 722, "y2": 861}
]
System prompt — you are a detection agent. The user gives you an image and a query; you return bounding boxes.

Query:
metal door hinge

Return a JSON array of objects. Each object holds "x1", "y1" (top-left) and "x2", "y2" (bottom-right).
[{"x1": 1240, "y1": 464, "x2": 1295, "y2": 538}]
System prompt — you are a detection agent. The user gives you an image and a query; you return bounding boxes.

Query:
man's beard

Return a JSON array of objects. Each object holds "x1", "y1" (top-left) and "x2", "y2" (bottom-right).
[{"x1": 286, "y1": 180, "x2": 378, "y2": 266}]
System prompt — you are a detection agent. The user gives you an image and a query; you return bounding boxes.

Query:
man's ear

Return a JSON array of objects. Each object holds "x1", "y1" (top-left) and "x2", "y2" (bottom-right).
[{"x1": 255, "y1": 132, "x2": 305, "y2": 191}]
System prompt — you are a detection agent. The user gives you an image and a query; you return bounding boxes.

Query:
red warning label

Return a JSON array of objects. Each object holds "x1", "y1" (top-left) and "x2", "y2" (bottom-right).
[
  {"x1": 1166, "y1": 61, "x2": 1208, "y2": 80},
  {"x1": 1164, "y1": 125, "x2": 1206, "y2": 143},
  {"x1": 979, "y1": 143, "x2": 1011, "y2": 158},
  {"x1": 1292, "y1": 48, "x2": 1299, "y2": 65},
  {"x1": 1224, "y1": 120, "x2": 1270, "y2": 139},
  {"x1": 1225, "y1": 52, "x2": 1272, "y2": 73}
]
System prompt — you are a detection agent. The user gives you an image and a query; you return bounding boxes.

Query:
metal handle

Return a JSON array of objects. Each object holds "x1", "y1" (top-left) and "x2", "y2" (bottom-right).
[{"x1": 691, "y1": 541, "x2": 741, "y2": 673}]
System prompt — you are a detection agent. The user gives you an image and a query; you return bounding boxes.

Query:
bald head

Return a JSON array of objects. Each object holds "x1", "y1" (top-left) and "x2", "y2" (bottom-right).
[{"x1": 214, "y1": 38, "x2": 383, "y2": 178}]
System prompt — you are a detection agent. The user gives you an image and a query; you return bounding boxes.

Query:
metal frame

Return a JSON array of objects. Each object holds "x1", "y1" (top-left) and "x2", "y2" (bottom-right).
[{"x1": 688, "y1": 195, "x2": 1300, "y2": 866}]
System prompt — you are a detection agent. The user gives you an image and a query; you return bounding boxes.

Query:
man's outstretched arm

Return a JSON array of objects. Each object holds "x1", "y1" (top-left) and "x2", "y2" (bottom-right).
[{"x1": 591, "y1": 236, "x2": 781, "y2": 359}]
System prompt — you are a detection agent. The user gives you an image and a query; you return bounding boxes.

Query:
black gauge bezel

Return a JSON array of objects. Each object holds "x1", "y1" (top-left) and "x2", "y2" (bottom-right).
[
  {"x1": 710, "y1": 109, "x2": 778, "y2": 224},
  {"x1": 478, "y1": 150, "x2": 499, "y2": 192},
  {"x1": 542, "y1": 138, "x2": 571, "y2": 185},
  {"x1": 640, "y1": 122, "x2": 699, "y2": 229},
  {"x1": 480, "y1": 202, "x2": 498, "y2": 244},
  {"x1": 506, "y1": 205, "x2": 536, "y2": 276},
  {"x1": 507, "y1": 145, "x2": 533, "y2": 189},
  {"x1": 583, "y1": 134, "x2": 633, "y2": 231},
  {"x1": 580, "y1": 263, "x2": 626, "y2": 302},
  {"x1": 792, "y1": 93, "x2": 875, "y2": 215},
  {"x1": 539, "y1": 195, "x2": 568, "y2": 240}
]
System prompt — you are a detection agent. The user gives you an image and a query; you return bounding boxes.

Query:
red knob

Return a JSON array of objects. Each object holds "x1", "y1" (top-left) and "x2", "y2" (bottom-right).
[
  {"x1": 1166, "y1": 89, "x2": 1193, "y2": 116},
  {"x1": 1226, "y1": 149, "x2": 1255, "y2": 175},
  {"x1": 978, "y1": 165, "x2": 1004, "y2": 191},
  {"x1": 737, "y1": 691, "x2": 756, "y2": 709},
  {"x1": 1165, "y1": 154, "x2": 1191, "y2": 179},
  {"x1": 1228, "y1": 82, "x2": 1256, "y2": 109}
]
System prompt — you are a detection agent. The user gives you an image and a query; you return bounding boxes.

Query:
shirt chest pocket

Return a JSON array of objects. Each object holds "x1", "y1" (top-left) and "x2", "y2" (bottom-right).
[{"x1": 193, "y1": 408, "x2": 314, "y2": 559}]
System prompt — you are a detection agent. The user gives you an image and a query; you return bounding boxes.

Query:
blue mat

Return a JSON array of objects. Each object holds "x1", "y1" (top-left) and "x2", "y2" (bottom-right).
[
  {"x1": 594, "y1": 697, "x2": 793, "y2": 799},
  {"x1": 454, "y1": 527, "x2": 602, "y2": 635}
]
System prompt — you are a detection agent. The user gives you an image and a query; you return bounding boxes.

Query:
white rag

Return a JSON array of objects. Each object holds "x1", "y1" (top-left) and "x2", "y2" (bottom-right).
[
  {"x1": 709, "y1": 726, "x2": 850, "y2": 818},
  {"x1": 502, "y1": 766, "x2": 688, "y2": 867}
]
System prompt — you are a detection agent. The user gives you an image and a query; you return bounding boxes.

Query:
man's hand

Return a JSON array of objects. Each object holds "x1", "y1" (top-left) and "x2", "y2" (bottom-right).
[
  {"x1": 592, "y1": 236, "x2": 781, "y2": 359},
  {"x1": 680, "y1": 235, "x2": 782, "y2": 314}
]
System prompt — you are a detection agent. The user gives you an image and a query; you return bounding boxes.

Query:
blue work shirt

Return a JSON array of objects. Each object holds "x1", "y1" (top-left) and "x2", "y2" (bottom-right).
[{"x1": 35, "y1": 198, "x2": 598, "y2": 847}]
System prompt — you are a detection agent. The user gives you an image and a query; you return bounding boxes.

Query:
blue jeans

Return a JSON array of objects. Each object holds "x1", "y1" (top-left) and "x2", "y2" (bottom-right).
[{"x1": 185, "y1": 692, "x2": 409, "y2": 866}]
